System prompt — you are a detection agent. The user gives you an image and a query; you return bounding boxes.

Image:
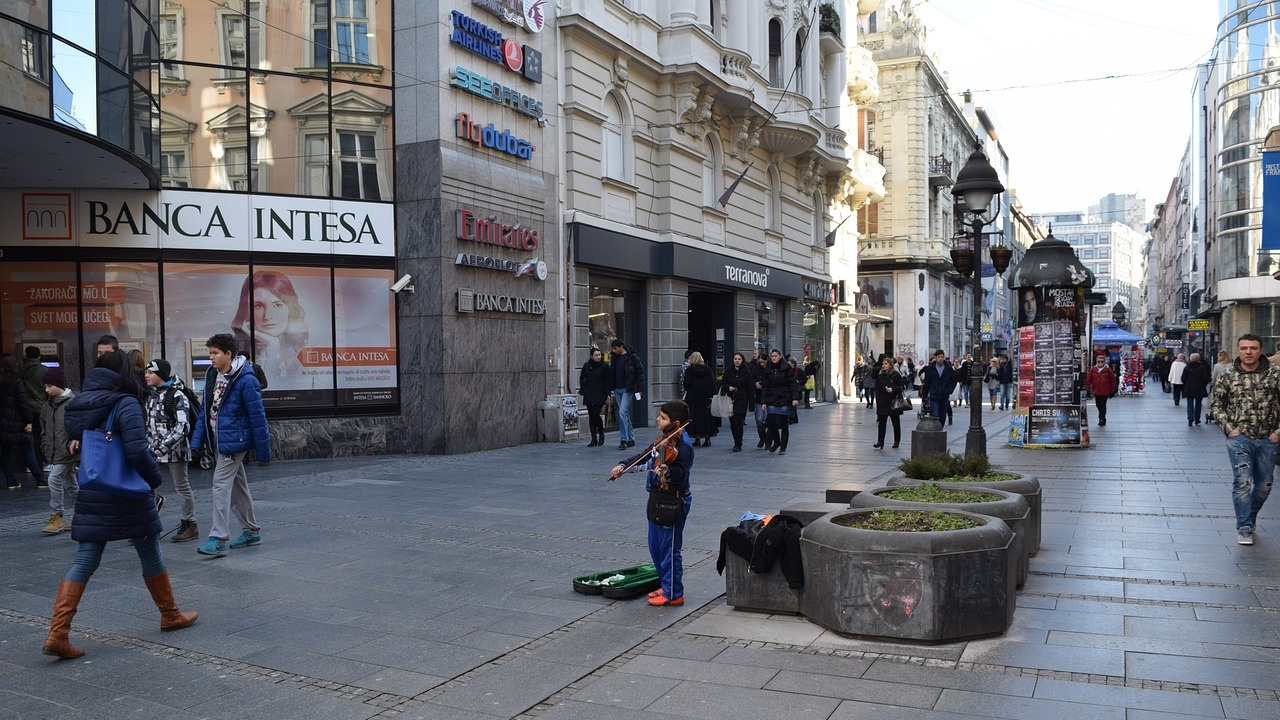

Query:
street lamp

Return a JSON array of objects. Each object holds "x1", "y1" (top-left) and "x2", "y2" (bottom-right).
[
  {"x1": 950, "y1": 150, "x2": 1008, "y2": 458},
  {"x1": 1111, "y1": 301, "x2": 1128, "y2": 329}
]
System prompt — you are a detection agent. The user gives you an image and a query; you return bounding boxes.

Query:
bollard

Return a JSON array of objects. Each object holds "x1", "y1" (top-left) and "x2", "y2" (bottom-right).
[{"x1": 912, "y1": 410, "x2": 948, "y2": 459}]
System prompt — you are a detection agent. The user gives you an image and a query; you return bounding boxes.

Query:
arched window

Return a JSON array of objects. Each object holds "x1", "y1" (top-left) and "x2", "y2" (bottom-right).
[
  {"x1": 768, "y1": 19, "x2": 783, "y2": 87},
  {"x1": 702, "y1": 134, "x2": 721, "y2": 207},
  {"x1": 812, "y1": 191, "x2": 825, "y2": 246},
  {"x1": 795, "y1": 28, "x2": 806, "y2": 93},
  {"x1": 603, "y1": 94, "x2": 625, "y2": 181},
  {"x1": 767, "y1": 166, "x2": 782, "y2": 231}
]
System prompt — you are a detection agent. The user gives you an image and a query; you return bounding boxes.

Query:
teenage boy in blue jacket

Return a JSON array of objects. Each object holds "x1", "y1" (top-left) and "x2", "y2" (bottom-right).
[{"x1": 192, "y1": 333, "x2": 271, "y2": 557}]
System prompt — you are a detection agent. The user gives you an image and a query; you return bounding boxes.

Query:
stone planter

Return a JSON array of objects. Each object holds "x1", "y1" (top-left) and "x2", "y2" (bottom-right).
[
  {"x1": 888, "y1": 472, "x2": 1041, "y2": 556},
  {"x1": 849, "y1": 485, "x2": 1031, "y2": 587},
  {"x1": 800, "y1": 509, "x2": 1016, "y2": 642}
]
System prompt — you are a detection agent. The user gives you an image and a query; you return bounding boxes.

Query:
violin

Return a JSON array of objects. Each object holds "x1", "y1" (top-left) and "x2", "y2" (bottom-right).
[{"x1": 608, "y1": 420, "x2": 688, "y2": 482}]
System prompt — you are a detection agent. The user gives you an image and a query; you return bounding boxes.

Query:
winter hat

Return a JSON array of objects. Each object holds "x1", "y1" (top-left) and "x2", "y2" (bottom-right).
[
  {"x1": 42, "y1": 367, "x2": 67, "y2": 390},
  {"x1": 145, "y1": 359, "x2": 172, "y2": 382}
]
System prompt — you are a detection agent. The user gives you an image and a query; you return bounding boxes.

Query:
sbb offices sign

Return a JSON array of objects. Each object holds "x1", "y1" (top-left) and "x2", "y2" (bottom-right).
[{"x1": 6, "y1": 189, "x2": 394, "y2": 257}]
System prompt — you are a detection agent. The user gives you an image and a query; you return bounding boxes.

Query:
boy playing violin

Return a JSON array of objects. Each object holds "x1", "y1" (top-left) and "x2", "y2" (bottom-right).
[{"x1": 610, "y1": 400, "x2": 693, "y2": 606}]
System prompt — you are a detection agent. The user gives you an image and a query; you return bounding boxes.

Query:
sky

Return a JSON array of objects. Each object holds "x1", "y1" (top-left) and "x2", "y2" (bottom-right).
[{"x1": 909, "y1": 0, "x2": 1221, "y2": 218}]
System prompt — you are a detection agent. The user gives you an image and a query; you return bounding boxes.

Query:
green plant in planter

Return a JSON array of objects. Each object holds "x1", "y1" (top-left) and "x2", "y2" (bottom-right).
[
  {"x1": 819, "y1": 3, "x2": 840, "y2": 35},
  {"x1": 898, "y1": 452, "x2": 1019, "y2": 482},
  {"x1": 834, "y1": 509, "x2": 980, "y2": 532},
  {"x1": 881, "y1": 483, "x2": 1001, "y2": 504}
]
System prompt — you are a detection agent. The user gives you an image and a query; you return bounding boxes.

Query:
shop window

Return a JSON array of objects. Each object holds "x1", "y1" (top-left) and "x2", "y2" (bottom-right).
[
  {"x1": 77, "y1": 263, "x2": 161, "y2": 368},
  {"x1": 334, "y1": 267, "x2": 398, "y2": 406},
  {"x1": 0, "y1": 262, "x2": 82, "y2": 381},
  {"x1": 755, "y1": 298, "x2": 782, "y2": 353}
]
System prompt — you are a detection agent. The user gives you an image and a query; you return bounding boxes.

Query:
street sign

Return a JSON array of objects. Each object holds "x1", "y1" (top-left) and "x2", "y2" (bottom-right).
[{"x1": 1188, "y1": 319, "x2": 1209, "y2": 330}]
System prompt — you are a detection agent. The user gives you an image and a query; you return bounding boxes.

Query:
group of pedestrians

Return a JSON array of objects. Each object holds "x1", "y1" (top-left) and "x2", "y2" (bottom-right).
[{"x1": 31, "y1": 333, "x2": 272, "y2": 660}]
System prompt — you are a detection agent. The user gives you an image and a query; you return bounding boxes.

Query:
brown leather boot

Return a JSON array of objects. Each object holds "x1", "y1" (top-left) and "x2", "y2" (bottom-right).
[
  {"x1": 43, "y1": 579, "x2": 86, "y2": 658},
  {"x1": 142, "y1": 571, "x2": 197, "y2": 631}
]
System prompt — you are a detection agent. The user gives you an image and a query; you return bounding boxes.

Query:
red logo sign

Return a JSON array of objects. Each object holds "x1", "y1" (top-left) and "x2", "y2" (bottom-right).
[{"x1": 501, "y1": 38, "x2": 523, "y2": 72}]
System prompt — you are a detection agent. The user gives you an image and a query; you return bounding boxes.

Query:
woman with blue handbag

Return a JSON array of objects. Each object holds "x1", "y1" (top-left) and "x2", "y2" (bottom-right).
[{"x1": 42, "y1": 350, "x2": 197, "y2": 659}]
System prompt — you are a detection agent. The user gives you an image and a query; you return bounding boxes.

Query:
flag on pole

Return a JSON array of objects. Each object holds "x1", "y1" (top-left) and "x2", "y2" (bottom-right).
[{"x1": 718, "y1": 162, "x2": 753, "y2": 208}]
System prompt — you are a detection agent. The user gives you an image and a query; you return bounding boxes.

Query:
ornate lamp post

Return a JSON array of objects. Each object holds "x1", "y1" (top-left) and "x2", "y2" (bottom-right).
[
  {"x1": 949, "y1": 150, "x2": 1009, "y2": 458},
  {"x1": 1111, "y1": 301, "x2": 1128, "y2": 329}
]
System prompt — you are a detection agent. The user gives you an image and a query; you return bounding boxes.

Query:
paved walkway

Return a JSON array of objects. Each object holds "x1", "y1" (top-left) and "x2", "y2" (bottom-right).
[{"x1": 0, "y1": 390, "x2": 1276, "y2": 719}]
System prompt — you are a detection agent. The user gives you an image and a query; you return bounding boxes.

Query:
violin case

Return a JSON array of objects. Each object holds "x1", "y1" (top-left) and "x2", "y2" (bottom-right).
[{"x1": 572, "y1": 563, "x2": 661, "y2": 599}]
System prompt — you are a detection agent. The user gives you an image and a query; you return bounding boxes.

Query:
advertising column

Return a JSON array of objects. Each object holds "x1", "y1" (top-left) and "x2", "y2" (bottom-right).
[{"x1": 1009, "y1": 286, "x2": 1086, "y2": 447}]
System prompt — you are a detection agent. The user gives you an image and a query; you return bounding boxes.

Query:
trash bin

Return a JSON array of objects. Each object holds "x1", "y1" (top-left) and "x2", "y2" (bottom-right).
[{"x1": 538, "y1": 394, "x2": 581, "y2": 442}]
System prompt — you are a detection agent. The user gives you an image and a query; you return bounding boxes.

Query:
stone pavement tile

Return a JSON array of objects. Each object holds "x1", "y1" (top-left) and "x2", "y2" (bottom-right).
[
  {"x1": 1128, "y1": 652, "x2": 1280, "y2": 691},
  {"x1": 1016, "y1": 593, "x2": 1057, "y2": 609},
  {"x1": 75, "y1": 695, "x2": 207, "y2": 720},
  {"x1": 525, "y1": 621, "x2": 654, "y2": 668},
  {"x1": 238, "y1": 645, "x2": 387, "y2": 684},
  {"x1": 451, "y1": 628, "x2": 532, "y2": 653},
  {"x1": 558, "y1": 671, "x2": 682, "y2": 711},
  {"x1": 351, "y1": 666, "x2": 447, "y2": 696},
  {"x1": 427, "y1": 656, "x2": 588, "y2": 717},
  {"x1": 830, "y1": 700, "x2": 1003, "y2": 719},
  {"x1": 1064, "y1": 544, "x2": 1181, "y2": 561},
  {"x1": 1126, "y1": 616, "x2": 1280, "y2": 647},
  {"x1": 537, "y1": 698, "x2": 687, "y2": 720},
  {"x1": 1031, "y1": 676, "x2": 1225, "y2": 716},
  {"x1": 711, "y1": 646, "x2": 873, "y2": 677},
  {"x1": 617, "y1": 654, "x2": 778, "y2": 689},
  {"x1": 1204, "y1": 640, "x2": 1280, "y2": 663},
  {"x1": 1065, "y1": 566, "x2": 1187, "y2": 582},
  {"x1": 1125, "y1": 557, "x2": 1241, "y2": 575},
  {"x1": 1008, "y1": 606, "x2": 1125, "y2": 635},
  {"x1": 1222, "y1": 695, "x2": 1280, "y2": 719},
  {"x1": 187, "y1": 680, "x2": 376, "y2": 720},
  {"x1": 49, "y1": 651, "x2": 253, "y2": 706},
  {"x1": 1030, "y1": 551, "x2": 1123, "y2": 570},
  {"x1": 1047, "y1": 629, "x2": 1208, "y2": 656},
  {"x1": 934, "y1": 688, "x2": 1124, "y2": 720},
  {"x1": 1126, "y1": 710, "x2": 1227, "y2": 720},
  {"x1": 1123, "y1": 584, "x2": 1261, "y2": 607},
  {"x1": 230, "y1": 616, "x2": 384, "y2": 655},
  {"x1": 959, "y1": 639, "x2": 1124, "y2": 675},
  {"x1": 764, "y1": 668, "x2": 941, "y2": 708},
  {"x1": 681, "y1": 609, "x2": 825, "y2": 646},
  {"x1": 391, "y1": 700, "x2": 512, "y2": 719},
  {"x1": 642, "y1": 679, "x2": 841, "y2": 719},
  {"x1": 1194, "y1": 607, "x2": 1280, "y2": 629},
  {"x1": 1018, "y1": 571, "x2": 1121, "y2": 594},
  {"x1": 339, "y1": 636, "x2": 501, "y2": 676},
  {"x1": 432, "y1": 602, "x2": 584, "y2": 639},
  {"x1": 862, "y1": 658, "x2": 1036, "y2": 696},
  {"x1": 643, "y1": 637, "x2": 725, "y2": 662}
]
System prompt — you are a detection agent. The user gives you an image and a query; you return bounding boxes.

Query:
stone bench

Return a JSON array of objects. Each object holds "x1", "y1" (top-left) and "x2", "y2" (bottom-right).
[
  {"x1": 723, "y1": 551, "x2": 803, "y2": 615},
  {"x1": 824, "y1": 483, "x2": 880, "y2": 504}
]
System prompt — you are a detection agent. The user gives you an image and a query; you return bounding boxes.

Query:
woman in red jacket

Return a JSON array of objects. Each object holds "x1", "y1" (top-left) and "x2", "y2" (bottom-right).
[{"x1": 1085, "y1": 354, "x2": 1119, "y2": 427}]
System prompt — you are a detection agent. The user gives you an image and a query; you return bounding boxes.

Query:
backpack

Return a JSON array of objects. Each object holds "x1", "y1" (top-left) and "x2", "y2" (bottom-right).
[{"x1": 163, "y1": 385, "x2": 201, "y2": 441}]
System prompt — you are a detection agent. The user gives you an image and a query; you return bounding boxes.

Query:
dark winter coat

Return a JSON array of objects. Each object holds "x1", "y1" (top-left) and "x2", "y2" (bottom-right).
[
  {"x1": 40, "y1": 389, "x2": 76, "y2": 465},
  {"x1": 875, "y1": 367, "x2": 907, "y2": 419},
  {"x1": 750, "y1": 359, "x2": 770, "y2": 404},
  {"x1": 921, "y1": 361, "x2": 958, "y2": 404},
  {"x1": 610, "y1": 348, "x2": 645, "y2": 394},
  {"x1": 20, "y1": 357, "x2": 46, "y2": 414},
  {"x1": 721, "y1": 362, "x2": 755, "y2": 416},
  {"x1": 191, "y1": 357, "x2": 272, "y2": 461},
  {"x1": 997, "y1": 360, "x2": 1014, "y2": 384},
  {"x1": 0, "y1": 372, "x2": 35, "y2": 446},
  {"x1": 682, "y1": 363, "x2": 719, "y2": 436},
  {"x1": 64, "y1": 368, "x2": 163, "y2": 542},
  {"x1": 145, "y1": 378, "x2": 192, "y2": 463},
  {"x1": 760, "y1": 360, "x2": 799, "y2": 408},
  {"x1": 1181, "y1": 359, "x2": 1213, "y2": 399},
  {"x1": 716, "y1": 514, "x2": 806, "y2": 589},
  {"x1": 578, "y1": 358, "x2": 612, "y2": 406}
]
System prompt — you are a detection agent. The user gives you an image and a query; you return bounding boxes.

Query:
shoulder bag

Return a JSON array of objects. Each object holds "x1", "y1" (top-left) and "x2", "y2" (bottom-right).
[
  {"x1": 710, "y1": 390, "x2": 732, "y2": 418},
  {"x1": 78, "y1": 400, "x2": 153, "y2": 500},
  {"x1": 891, "y1": 389, "x2": 913, "y2": 413},
  {"x1": 647, "y1": 483, "x2": 685, "y2": 527}
]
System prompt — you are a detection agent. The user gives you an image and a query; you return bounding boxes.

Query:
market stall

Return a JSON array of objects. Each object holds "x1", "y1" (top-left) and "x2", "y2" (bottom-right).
[{"x1": 1091, "y1": 321, "x2": 1145, "y2": 395}]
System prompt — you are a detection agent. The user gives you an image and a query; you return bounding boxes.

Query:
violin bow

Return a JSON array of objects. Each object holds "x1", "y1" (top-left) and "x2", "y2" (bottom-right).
[{"x1": 607, "y1": 420, "x2": 688, "y2": 481}]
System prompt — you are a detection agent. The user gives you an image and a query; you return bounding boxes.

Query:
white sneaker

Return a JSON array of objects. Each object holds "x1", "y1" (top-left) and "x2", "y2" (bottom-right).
[{"x1": 1238, "y1": 529, "x2": 1254, "y2": 546}]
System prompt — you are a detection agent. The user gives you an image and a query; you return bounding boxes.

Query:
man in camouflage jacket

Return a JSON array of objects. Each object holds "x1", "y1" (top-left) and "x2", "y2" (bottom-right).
[{"x1": 1208, "y1": 333, "x2": 1280, "y2": 546}]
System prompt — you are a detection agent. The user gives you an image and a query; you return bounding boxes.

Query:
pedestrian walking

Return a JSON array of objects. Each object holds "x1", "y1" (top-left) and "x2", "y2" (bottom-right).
[
  {"x1": 578, "y1": 348, "x2": 612, "y2": 448},
  {"x1": 857, "y1": 356, "x2": 876, "y2": 408},
  {"x1": 873, "y1": 357, "x2": 907, "y2": 449},
  {"x1": 43, "y1": 350, "x2": 197, "y2": 659},
  {"x1": 921, "y1": 350, "x2": 957, "y2": 423},
  {"x1": 956, "y1": 353, "x2": 974, "y2": 407},
  {"x1": 1169, "y1": 353, "x2": 1187, "y2": 406},
  {"x1": 144, "y1": 359, "x2": 200, "y2": 542},
  {"x1": 1208, "y1": 334, "x2": 1280, "y2": 546},
  {"x1": 39, "y1": 368, "x2": 77, "y2": 535},
  {"x1": 191, "y1": 333, "x2": 271, "y2": 558},
  {"x1": 21, "y1": 346, "x2": 47, "y2": 468},
  {"x1": 762, "y1": 349, "x2": 800, "y2": 455},
  {"x1": 786, "y1": 356, "x2": 801, "y2": 424},
  {"x1": 997, "y1": 356, "x2": 1014, "y2": 409},
  {"x1": 610, "y1": 400, "x2": 693, "y2": 607},
  {"x1": 0, "y1": 353, "x2": 44, "y2": 490},
  {"x1": 721, "y1": 352, "x2": 754, "y2": 452},
  {"x1": 751, "y1": 351, "x2": 770, "y2": 448},
  {"x1": 681, "y1": 352, "x2": 718, "y2": 446},
  {"x1": 984, "y1": 358, "x2": 1000, "y2": 410},
  {"x1": 1084, "y1": 354, "x2": 1118, "y2": 427},
  {"x1": 608, "y1": 339, "x2": 645, "y2": 451},
  {"x1": 1181, "y1": 353, "x2": 1212, "y2": 426}
]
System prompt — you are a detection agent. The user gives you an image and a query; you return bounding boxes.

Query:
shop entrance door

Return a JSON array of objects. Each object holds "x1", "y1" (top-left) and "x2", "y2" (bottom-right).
[{"x1": 688, "y1": 290, "x2": 735, "y2": 380}]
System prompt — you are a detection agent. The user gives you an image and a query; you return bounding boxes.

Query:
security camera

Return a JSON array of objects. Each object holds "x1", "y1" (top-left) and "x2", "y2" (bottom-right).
[{"x1": 390, "y1": 274, "x2": 414, "y2": 294}]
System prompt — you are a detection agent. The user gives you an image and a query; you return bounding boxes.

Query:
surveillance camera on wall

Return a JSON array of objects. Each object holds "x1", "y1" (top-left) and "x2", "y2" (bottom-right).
[{"x1": 390, "y1": 274, "x2": 414, "y2": 294}]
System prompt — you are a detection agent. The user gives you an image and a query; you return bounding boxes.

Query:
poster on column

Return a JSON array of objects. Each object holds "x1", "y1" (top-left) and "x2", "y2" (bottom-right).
[{"x1": 1027, "y1": 405, "x2": 1082, "y2": 446}]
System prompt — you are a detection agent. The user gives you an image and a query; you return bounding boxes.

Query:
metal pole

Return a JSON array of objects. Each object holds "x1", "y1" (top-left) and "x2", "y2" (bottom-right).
[{"x1": 966, "y1": 216, "x2": 987, "y2": 458}]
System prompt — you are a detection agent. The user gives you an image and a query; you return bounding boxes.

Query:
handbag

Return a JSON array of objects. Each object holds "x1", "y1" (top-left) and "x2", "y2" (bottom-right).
[
  {"x1": 78, "y1": 400, "x2": 153, "y2": 500},
  {"x1": 891, "y1": 389, "x2": 913, "y2": 413},
  {"x1": 710, "y1": 391, "x2": 732, "y2": 418},
  {"x1": 647, "y1": 484, "x2": 685, "y2": 527},
  {"x1": 804, "y1": 376, "x2": 816, "y2": 391}
]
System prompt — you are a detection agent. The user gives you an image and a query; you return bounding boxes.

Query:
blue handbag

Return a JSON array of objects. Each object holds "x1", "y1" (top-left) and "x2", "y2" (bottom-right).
[{"x1": 78, "y1": 400, "x2": 153, "y2": 500}]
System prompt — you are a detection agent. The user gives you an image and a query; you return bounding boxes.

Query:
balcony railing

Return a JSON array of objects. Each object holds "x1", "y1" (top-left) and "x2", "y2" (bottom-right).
[{"x1": 928, "y1": 155, "x2": 953, "y2": 187}]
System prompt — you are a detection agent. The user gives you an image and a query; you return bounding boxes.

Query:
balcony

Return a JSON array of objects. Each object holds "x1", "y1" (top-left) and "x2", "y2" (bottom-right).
[
  {"x1": 928, "y1": 155, "x2": 954, "y2": 188},
  {"x1": 848, "y1": 148, "x2": 886, "y2": 207},
  {"x1": 856, "y1": 0, "x2": 879, "y2": 16},
  {"x1": 858, "y1": 235, "x2": 955, "y2": 269},
  {"x1": 847, "y1": 46, "x2": 879, "y2": 104},
  {"x1": 760, "y1": 88, "x2": 821, "y2": 157}
]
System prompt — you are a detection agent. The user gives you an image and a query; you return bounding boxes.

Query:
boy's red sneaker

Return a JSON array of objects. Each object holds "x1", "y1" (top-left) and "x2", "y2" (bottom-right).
[{"x1": 647, "y1": 590, "x2": 684, "y2": 606}]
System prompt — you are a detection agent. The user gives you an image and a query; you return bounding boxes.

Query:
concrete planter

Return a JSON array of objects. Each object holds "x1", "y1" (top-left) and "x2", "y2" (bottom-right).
[
  {"x1": 888, "y1": 471, "x2": 1041, "y2": 556},
  {"x1": 849, "y1": 485, "x2": 1031, "y2": 587},
  {"x1": 800, "y1": 509, "x2": 1016, "y2": 642}
]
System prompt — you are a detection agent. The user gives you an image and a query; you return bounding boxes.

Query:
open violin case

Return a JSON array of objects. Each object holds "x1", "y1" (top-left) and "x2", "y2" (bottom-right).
[{"x1": 572, "y1": 563, "x2": 661, "y2": 599}]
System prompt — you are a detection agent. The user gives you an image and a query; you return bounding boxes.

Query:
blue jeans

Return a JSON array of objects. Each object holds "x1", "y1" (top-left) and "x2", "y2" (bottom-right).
[
  {"x1": 648, "y1": 491, "x2": 692, "y2": 599},
  {"x1": 999, "y1": 383, "x2": 1012, "y2": 407},
  {"x1": 930, "y1": 397, "x2": 948, "y2": 419},
  {"x1": 65, "y1": 535, "x2": 165, "y2": 583},
  {"x1": 612, "y1": 389, "x2": 634, "y2": 442},
  {"x1": 960, "y1": 383, "x2": 971, "y2": 404},
  {"x1": 1186, "y1": 397, "x2": 1203, "y2": 424},
  {"x1": 1227, "y1": 434, "x2": 1276, "y2": 531}
]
